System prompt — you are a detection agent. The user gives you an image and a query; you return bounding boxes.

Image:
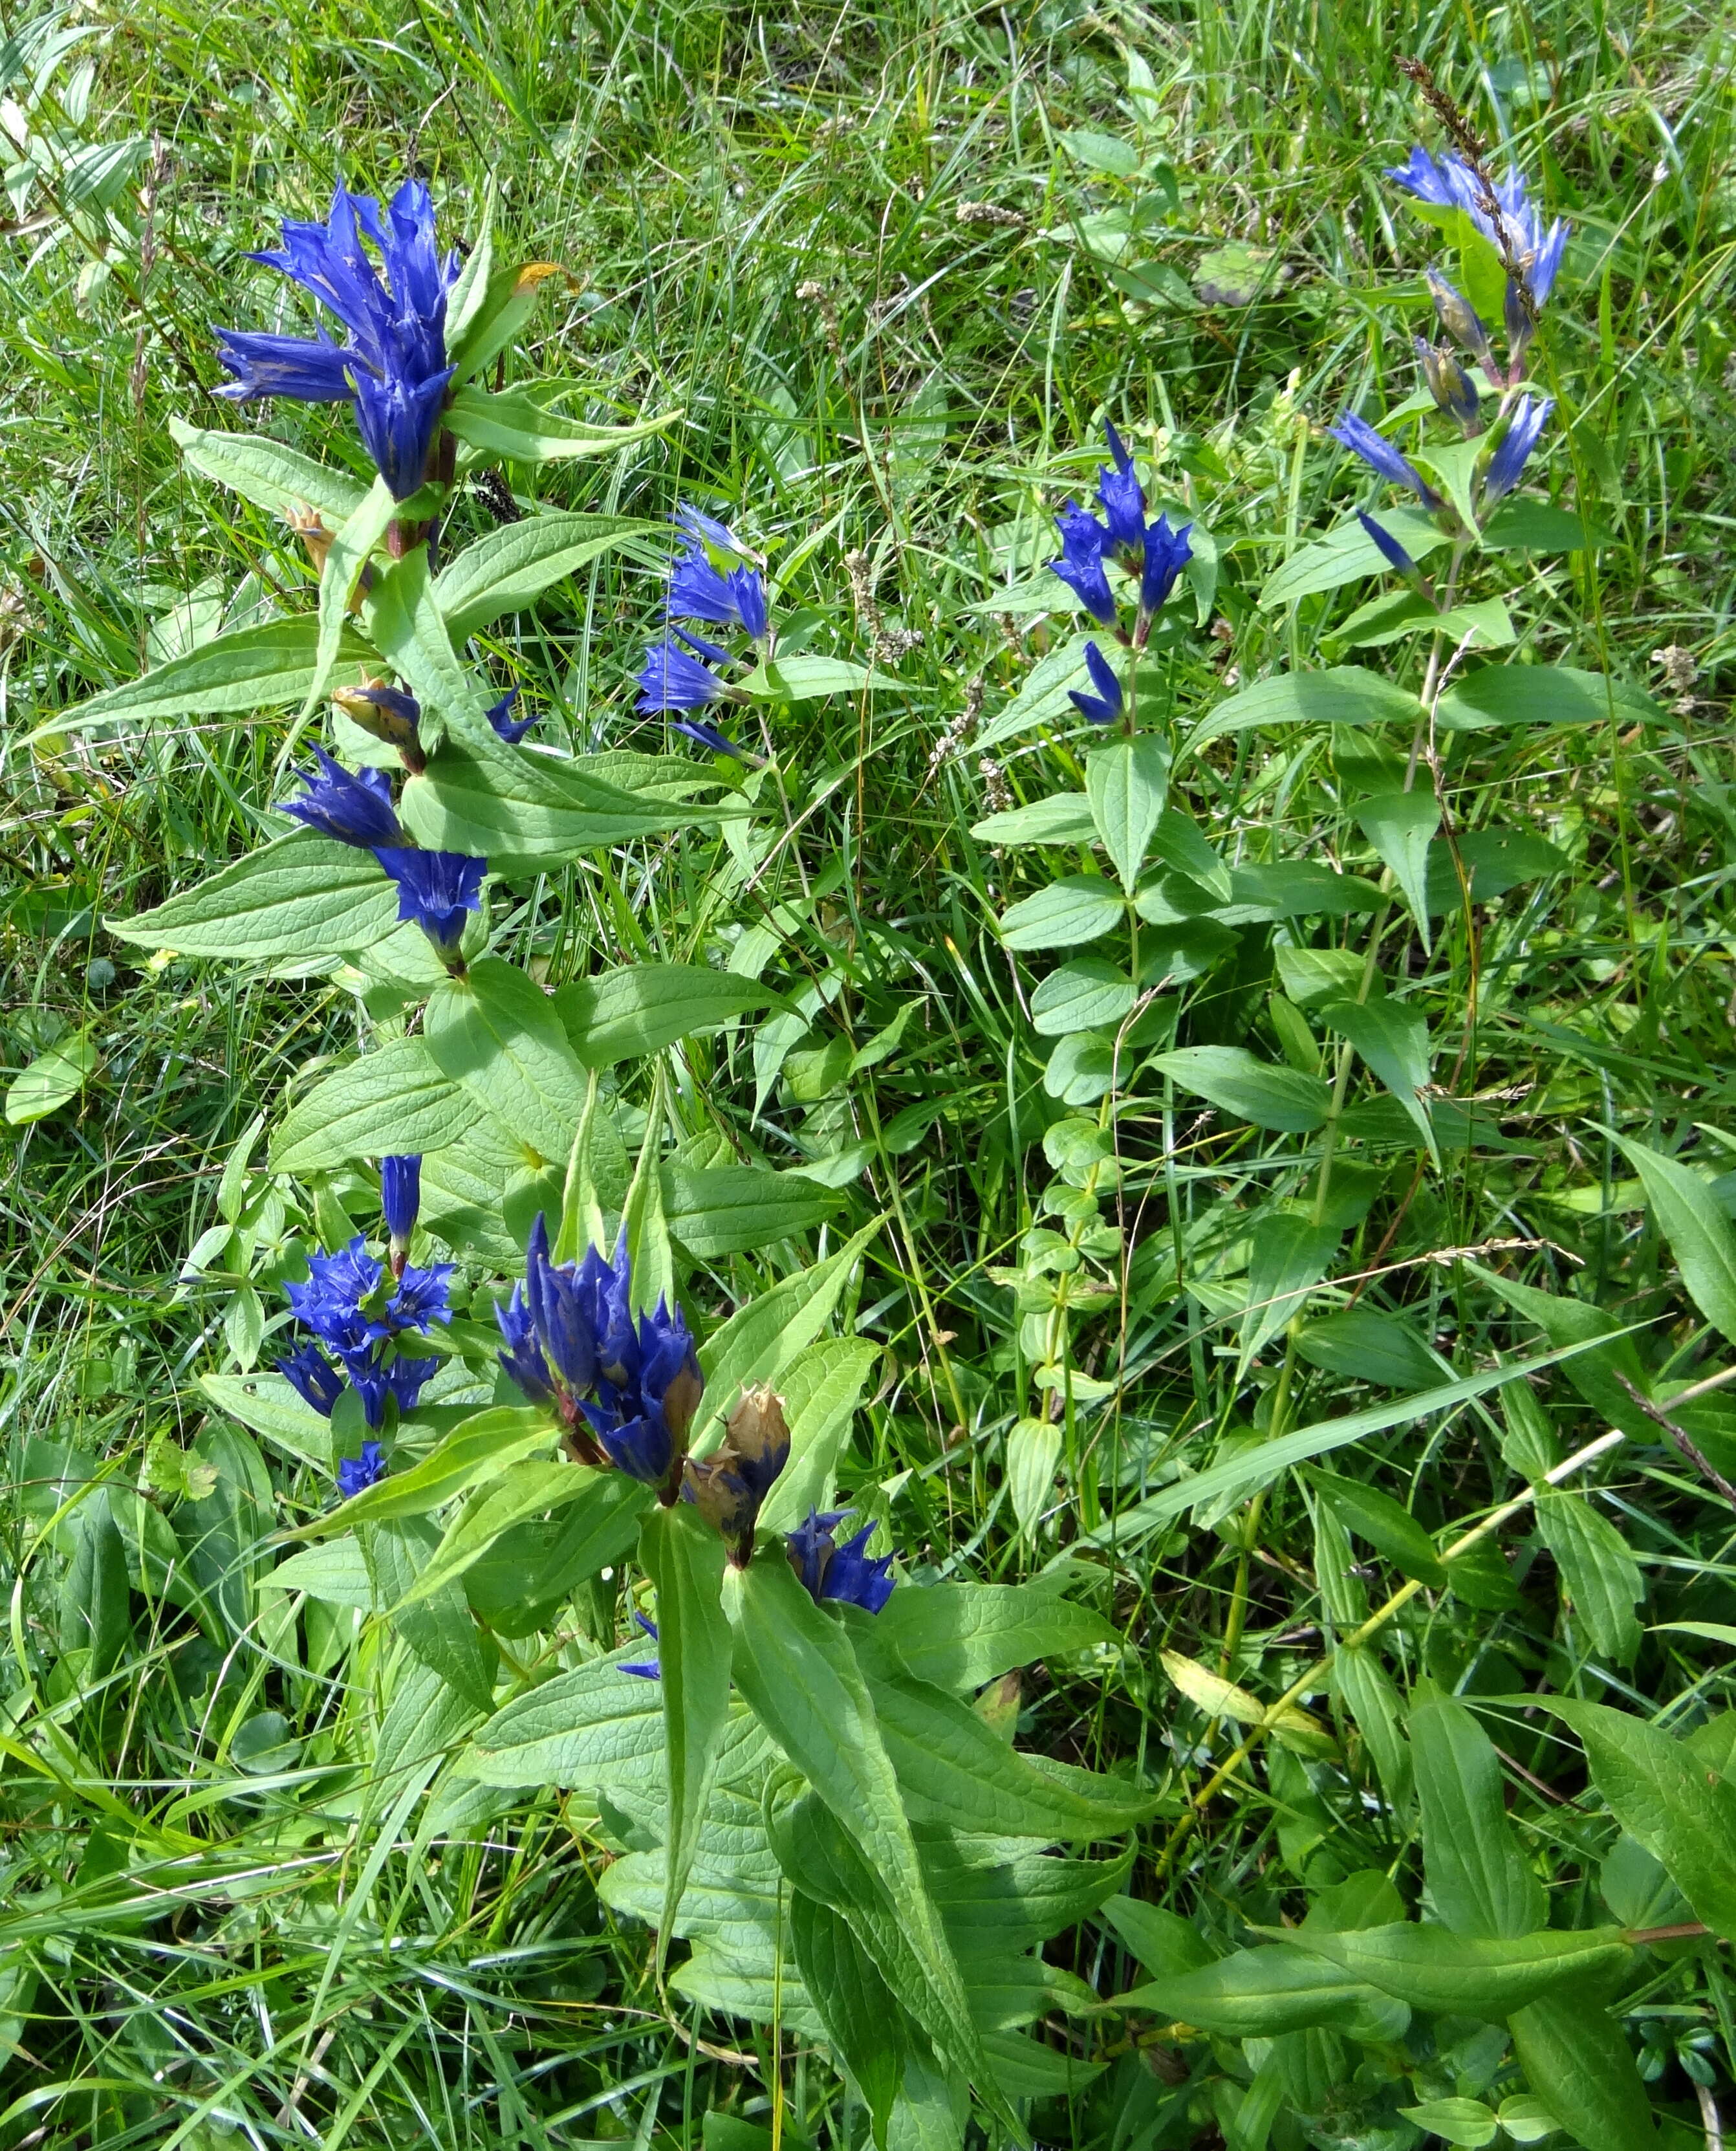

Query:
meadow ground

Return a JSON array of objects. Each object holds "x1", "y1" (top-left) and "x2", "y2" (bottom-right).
[{"x1": 2, "y1": 1, "x2": 1735, "y2": 2146}]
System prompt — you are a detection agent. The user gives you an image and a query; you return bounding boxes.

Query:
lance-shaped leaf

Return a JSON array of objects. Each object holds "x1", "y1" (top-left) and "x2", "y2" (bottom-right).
[
  {"x1": 556, "y1": 963, "x2": 778, "y2": 1069},
  {"x1": 269, "y1": 1036, "x2": 482, "y2": 1174},
  {"x1": 1115, "y1": 1945, "x2": 1382, "y2": 2035},
  {"x1": 1087, "y1": 733, "x2": 1170, "y2": 891},
  {"x1": 365, "y1": 543, "x2": 515, "y2": 761},
  {"x1": 1356, "y1": 789, "x2": 1439, "y2": 948},
  {"x1": 446, "y1": 382, "x2": 679, "y2": 463},
  {"x1": 433, "y1": 510, "x2": 665, "y2": 639},
  {"x1": 43, "y1": 618, "x2": 374, "y2": 743},
  {"x1": 1154, "y1": 1045, "x2": 1332, "y2": 1133},
  {"x1": 112, "y1": 829, "x2": 400, "y2": 963},
  {"x1": 400, "y1": 745, "x2": 729, "y2": 872},
  {"x1": 1409, "y1": 1688, "x2": 1545, "y2": 1936},
  {"x1": 1323, "y1": 996, "x2": 1437, "y2": 1163},
  {"x1": 303, "y1": 475, "x2": 397, "y2": 719},
  {"x1": 424, "y1": 956, "x2": 591, "y2": 1170},
  {"x1": 693, "y1": 1219, "x2": 878, "y2": 1443},
  {"x1": 1266, "y1": 1922, "x2": 1630, "y2": 2018},
  {"x1": 1239, "y1": 1214, "x2": 1338, "y2": 1369},
  {"x1": 640, "y1": 1505, "x2": 733, "y2": 1973},
  {"x1": 1616, "y1": 1133, "x2": 1736, "y2": 1349},
  {"x1": 396, "y1": 1461, "x2": 647, "y2": 1608},
  {"x1": 284, "y1": 1406, "x2": 557, "y2": 1540},
  {"x1": 1508, "y1": 1994, "x2": 1661, "y2": 2151},
  {"x1": 362, "y1": 1516, "x2": 495, "y2": 1712},
  {"x1": 170, "y1": 415, "x2": 368, "y2": 526}
]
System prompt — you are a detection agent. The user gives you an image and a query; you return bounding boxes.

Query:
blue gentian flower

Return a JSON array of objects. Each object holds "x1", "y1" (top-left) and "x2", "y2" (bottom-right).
[
  {"x1": 1482, "y1": 395, "x2": 1553, "y2": 505},
  {"x1": 1095, "y1": 421, "x2": 1147, "y2": 554},
  {"x1": 279, "y1": 1338, "x2": 345, "y2": 1417},
  {"x1": 1327, "y1": 412, "x2": 1442, "y2": 509},
  {"x1": 523, "y1": 1212, "x2": 600, "y2": 1396},
  {"x1": 1357, "y1": 510, "x2": 1420, "y2": 578},
  {"x1": 486, "y1": 688, "x2": 535, "y2": 744},
  {"x1": 349, "y1": 1350, "x2": 437, "y2": 1430},
  {"x1": 281, "y1": 747, "x2": 402, "y2": 849},
  {"x1": 286, "y1": 1236, "x2": 389, "y2": 1357},
  {"x1": 385, "y1": 1260, "x2": 454, "y2": 1333},
  {"x1": 1415, "y1": 340, "x2": 1480, "y2": 426},
  {"x1": 495, "y1": 1282, "x2": 558, "y2": 1410},
  {"x1": 668, "y1": 508, "x2": 769, "y2": 640},
  {"x1": 216, "y1": 179, "x2": 459, "y2": 501},
  {"x1": 1138, "y1": 512, "x2": 1193, "y2": 617},
  {"x1": 673, "y1": 715, "x2": 749, "y2": 759},
  {"x1": 787, "y1": 1507, "x2": 896, "y2": 1615},
  {"x1": 636, "y1": 635, "x2": 726, "y2": 714},
  {"x1": 336, "y1": 1440, "x2": 388, "y2": 1500},
  {"x1": 381, "y1": 1154, "x2": 420, "y2": 1249},
  {"x1": 1048, "y1": 501, "x2": 1117, "y2": 624},
  {"x1": 621, "y1": 1612, "x2": 661, "y2": 1680},
  {"x1": 371, "y1": 847, "x2": 486, "y2": 960},
  {"x1": 1068, "y1": 640, "x2": 1124, "y2": 726},
  {"x1": 1385, "y1": 150, "x2": 1568, "y2": 321}
]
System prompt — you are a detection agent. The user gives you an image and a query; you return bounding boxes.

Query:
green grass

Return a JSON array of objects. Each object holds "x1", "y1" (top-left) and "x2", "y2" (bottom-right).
[{"x1": 3, "y1": 0, "x2": 1736, "y2": 2145}]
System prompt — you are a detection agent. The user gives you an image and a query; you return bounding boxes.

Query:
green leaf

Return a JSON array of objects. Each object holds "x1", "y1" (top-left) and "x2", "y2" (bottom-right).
[
  {"x1": 364, "y1": 544, "x2": 514, "y2": 759},
  {"x1": 998, "y1": 873, "x2": 1125, "y2": 950},
  {"x1": 695, "y1": 1219, "x2": 878, "y2": 1442},
  {"x1": 198, "y1": 1372, "x2": 330, "y2": 1469},
  {"x1": 1258, "y1": 510, "x2": 1451, "y2": 608},
  {"x1": 1271, "y1": 1923, "x2": 1629, "y2": 2018},
  {"x1": 1186, "y1": 665, "x2": 1421, "y2": 754},
  {"x1": 640, "y1": 1506, "x2": 733, "y2": 1971},
  {"x1": 1102, "y1": 1897, "x2": 1216, "y2": 1981},
  {"x1": 1323, "y1": 997, "x2": 1437, "y2": 1161},
  {"x1": 663, "y1": 1164, "x2": 841, "y2": 1259},
  {"x1": 970, "y1": 792, "x2": 1096, "y2": 846},
  {"x1": 1616, "y1": 1133, "x2": 1736, "y2": 1347},
  {"x1": 1356, "y1": 789, "x2": 1439, "y2": 947},
  {"x1": 1239, "y1": 1215, "x2": 1337, "y2": 1368},
  {"x1": 757, "y1": 1338, "x2": 882, "y2": 1536},
  {"x1": 1537, "y1": 1698, "x2": 1736, "y2": 1941},
  {"x1": 1311, "y1": 1469, "x2": 1447, "y2": 1588},
  {"x1": 878, "y1": 1577, "x2": 1118, "y2": 1690},
  {"x1": 1508, "y1": 1994, "x2": 1660, "y2": 2151},
  {"x1": 1475, "y1": 1266, "x2": 1659, "y2": 1444},
  {"x1": 303, "y1": 475, "x2": 396, "y2": 719},
  {"x1": 43, "y1": 618, "x2": 373, "y2": 743},
  {"x1": 432, "y1": 511, "x2": 665, "y2": 640},
  {"x1": 788, "y1": 1892, "x2": 907, "y2": 2146},
  {"x1": 112, "y1": 829, "x2": 400, "y2": 963},
  {"x1": 858, "y1": 1654, "x2": 1156, "y2": 1837},
  {"x1": 261, "y1": 1536, "x2": 374, "y2": 1609},
  {"x1": 60, "y1": 1487, "x2": 129, "y2": 1677},
  {"x1": 398, "y1": 1462, "x2": 647, "y2": 1608},
  {"x1": 1398, "y1": 2099, "x2": 1499, "y2": 2149},
  {"x1": 169, "y1": 415, "x2": 367, "y2": 526},
  {"x1": 556, "y1": 963, "x2": 777, "y2": 1068},
  {"x1": 1294, "y1": 1309, "x2": 1438, "y2": 1388},
  {"x1": 468, "y1": 1641, "x2": 664, "y2": 1787},
  {"x1": 268, "y1": 1036, "x2": 482, "y2": 1174},
  {"x1": 424, "y1": 956, "x2": 591, "y2": 1170},
  {"x1": 288, "y1": 1406, "x2": 556, "y2": 1538},
  {"x1": 1218, "y1": 862, "x2": 1383, "y2": 921},
  {"x1": 1481, "y1": 500, "x2": 1608, "y2": 554},
  {"x1": 1031, "y1": 957, "x2": 1136, "y2": 1038},
  {"x1": 726, "y1": 1555, "x2": 982, "y2": 2077},
  {"x1": 1535, "y1": 1492, "x2": 1644, "y2": 1663},
  {"x1": 1409, "y1": 1689, "x2": 1546, "y2": 1936},
  {"x1": 177, "y1": 1423, "x2": 273, "y2": 1635},
  {"x1": 447, "y1": 257, "x2": 569, "y2": 385},
  {"x1": 362, "y1": 1518, "x2": 495, "y2": 1712},
  {"x1": 1336, "y1": 589, "x2": 1515, "y2": 651},
  {"x1": 6, "y1": 1027, "x2": 100, "y2": 1124},
  {"x1": 974, "y1": 631, "x2": 1100, "y2": 751},
  {"x1": 1118, "y1": 1946, "x2": 1380, "y2": 2035},
  {"x1": 1426, "y1": 828, "x2": 1571, "y2": 910},
  {"x1": 445, "y1": 382, "x2": 678, "y2": 463},
  {"x1": 1438, "y1": 664, "x2": 1657, "y2": 732},
  {"x1": 739, "y1": 654, "x2": 895, "y2": 701},
  {"x1": 1148, "y1": 805, "x2": 1232, "y2": 899},
  {"x1": 1154, "y1": 1045, "x2": 1332, "y2": 1132},
  {"x1": 1006, "y1": 1417, "x2": 1063, "y2": 1534},
  {"x1": 399, "y1": 741, "x2": 724, "y2": 871},
  {"x1": 1087, "y1": 734, "x2": 1170, "y2": 891}
]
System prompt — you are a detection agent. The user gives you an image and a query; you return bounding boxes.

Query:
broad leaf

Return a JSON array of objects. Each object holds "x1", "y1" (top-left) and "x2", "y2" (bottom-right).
[
  {"x1": 1409, "y1": 1688, "x2": 1545, "y2": 1937},
  {"x1": 694, "y1": 1219, "x2": 878, "y2": 1442},
  {"x1": 432, "y1": 510, "x2": 664, "y2": 639},
  {"x1": 1356, "y1": 790, "x2": 1438, "y2": 947},
  {"x1": 425, "y1": 956, "x2": 591, "y2": 1169},
  {"x1": 42, "y1": 618, "x2": 372, "y2": 742},
  {"x1": 1274, "y1": 1923, "x2": 1629, "y2": 2018},
  {"x1": 446, "y1": 383, "x2": 678, "y2": 463},
  {"x1": 170, "y1": 415, "x2": 367, "y2": 526},
  {"x1": 269, "y1": 1036, "x2": 482, "y2": 1173},
  {"x1": 362, "y1": 1517, "x2": 495, "y2": 1712},
  {"x1": 1086, "y1": 733, "x2": 1169, "y2": 890},
  {"x1": 304, "y1": 475, "x2": 396, "y2": 718},
  {"x1": 398, "y1": 1462, "x2": 647, "y2": 1607},
  {"x1": 557, "y1": 963, "x2": 777, "y2": 1067},
  {"x1": 1617, "y1": 1134, "x2": 1736, "y2": 1348},
  {"x1": 1323, "y1": 997, "x2": 1437, "y2": 1161},
  {"x1": 287, "y1": 1406, "x2": 556, "y2": 1538},
  {"x1": 1186, "y1": 664, "x2": 1420, "y2": 752},
  {"x1": 1155, "y1": 1045, "x2": 1332, "y2": 1132},
  {"x1": 113, "y1": 829, "x2": 400, "y2": 963},
  {"x1": 1239, "y1": 1215, "x2": 1338, "y2": 1367},
  {"x1": 999, "y1": 875, "x2": 1125, "y2": 950},
  {"x1": 1508, "y1": 1994, "x2": 1661, "y2": 2151}
]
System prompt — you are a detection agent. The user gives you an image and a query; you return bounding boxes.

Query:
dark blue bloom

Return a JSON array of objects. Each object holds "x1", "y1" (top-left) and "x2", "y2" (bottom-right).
[
  {"x1": 381, "y1": 1154, "x2": 420, "y2": 1247},
  {"x1": 1482, "y1": 395, "x2": 1553, "y2": 505},
  {"x1": 523, "y1": 1212, "x2": 599, "y2": 1396},
  {"x1": 336, "y1": 1440, "x2": 387, "y2": 1500},
  {"x1": 1068, "y1": 640, "x2": 1123, "y2": 726},
  {"x1": 621, "y1": 1612, "x2": 660, "y2": 1680},
  {"x1": 346, "y1": 1348, "x2": 437, "y2": 1430},
  {"x1": 486, "y1": 688, "x2": 534, "y2": 744},
  {"x1": 1328, "y1": 412, "x2": 1441, "y2": 509},
  {"x1": 333, "y1": 685, "x2": 423, "y2": 759},
  {"x1": 1048, "y1": 501, "x2": 1117, "y2": 624},
  {"x1": 216, "y1": 179, "x2": 459, "y2": 500},
  {"x1": 281, "y1": 747, "x2": 402, "y2": 849},
  {"x1": 669, "y1": 508, "x2": 769, "y2": 640},
  {"x1": 787, "y1": 1507, "x2": 896, "y2": 1614},
  {"x1": 371, "y1": 847, "x2": 486, "y2": 959},
  {"x1": 1095, "y1": 422, "x2": 1147, "y2": 555},
  {"x1": 286, "y1": 1236, "x2": 388, "y2": 1359},
  {"x1": 672, "y1": 715, "x2": 749, "y2": 759},
  {"x1": 1385, "y1": 150, "x2": 1568, "y2": 320},
  {"x1": 386, "y1": 1260, "x2": 454, "y2": 1332},
  {"x1": 636, "y1": 636, "x2": 726, "y2": 715},
  {"x1": 1357, "y1": 510, "x2": 1419, "y2": 578},
  {"x1": 1138, "y1": 512, "x2": 1193, "y2": 617},
  {"x1": 279, "y1": 1338, "x2": 345, "y2": 1417},
  {"x1": 495, "y1": 1282, "x2": 558, "y2": 1410},
  {"x1": 1415, "y1": 340, "x2": 1480, "y2": 426}
]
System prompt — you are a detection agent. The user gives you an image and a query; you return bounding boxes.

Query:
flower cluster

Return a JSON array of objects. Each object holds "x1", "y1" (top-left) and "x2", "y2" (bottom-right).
[
  {"x1": 634, "y1": 507, "x2": 770, "y2": 760},
  {"x1": 496, "y1": 1217, "x2": 703, "y2": 1489},
  {"x1": 1046, "y1": 422, "x2": 1193, "y2": 731},
  {"x1": 1327, "y1": 149, "x2": 1565, "y2": 575},
  {"x1": 216, "y1": 179, "x2": 459, "y2": 502},
  {"x1": 277, "y1": 1153, "x2": 451, "y2": 1457}
]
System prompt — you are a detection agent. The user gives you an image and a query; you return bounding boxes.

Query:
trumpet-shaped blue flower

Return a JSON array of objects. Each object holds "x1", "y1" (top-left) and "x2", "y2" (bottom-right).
[
  {"x1": 381, "y1": 1154, "x2": 420, "y2": 1247},
  {"x1": 336, "y1": 1441, "x2": 388, "y2": 1500},
  {"x1": 673, "y1": 715, "x2": 749, "y2": 759},
  {"x1": 636, "y1": 635, "x2": 726, "y2": 714},
  {"x1": 1068, "y1": 640, "x2": 1124, "y2": 726},
  {"x1": 1096, "y1": 421, "x2": 1147, "y2": 554},
  {"x1": 495, "y1": 1283, "x2": 558, "y2": 1410},
  {"x1": 787, "y1": 1507, "x2": 896, "y2": 1614},
  {"x1": 348, "y1": 1349, "x2": 437, "y2": 1430},
  {"x1": 1048, "y1": 501, "x2": 1117, "y2": 624},
  {"x1": 281, "y1": 748, "x2": 402, "y2": 849},
  {"x1": 621, "y1": 1612, "x2": 661, "y2": 1679},
  {"x1": 287, "y1": 1236, "x2": 388, "y2": 1359},
  {"x1": 1139, "y1": 512, "x2": 1193, "y2": 617},
  {"x1": 1357, "y1": 510, "x2": 1419, "y2": 578},
  {"x1": 669, "y1": 508, "x2": 769, "y2": 640},
  {"x1": 279, "y1": 1339, "x2": 345, "y2": 1417},
  {"x1": 1328, "y1": 412, "x2": 1442, "y2": 509},
  {"x1": 1482, "y1": 395, "x2": 1553, "y2": 505},
  {"x1": 486, "y1": 688, "x2": 535, "y2": 744},
  {"x1": 216, "y1": 179, "x2": 459, "y2": 500},
  {"x1": 385, "y1": 1260, "x2": 454, "y2": 1333},
  {"x1": 1385, "y1": 149, "x2": 1568, "y2": 318},
  {"x1": 371, "y1": 846, "x2": 486, "y2": 958}
]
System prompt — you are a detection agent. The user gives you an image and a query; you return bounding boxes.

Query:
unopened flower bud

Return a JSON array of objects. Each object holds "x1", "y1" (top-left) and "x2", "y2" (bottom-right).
[
  {"x1": 333, "y1": 684, "x2": 425, "y2": 768},
  {"x1": 680, "y1": 1385, "x2": 791, "y2": 1565},
  {"x1": 1426, "y1": 267, "x2": 1492, "y2": 367},
  {"x1": 1414, "y1": 338, "x2": 1480, "y2": 427}
]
